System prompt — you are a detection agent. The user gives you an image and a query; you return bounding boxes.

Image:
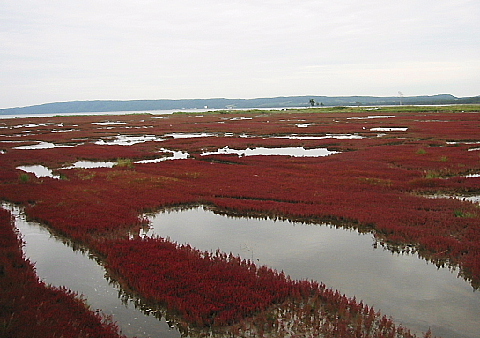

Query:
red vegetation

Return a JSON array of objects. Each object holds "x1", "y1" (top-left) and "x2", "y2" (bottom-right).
[
  {"x1": 102, "y1": 238, "x2": 290, "y2": 326},
  {"x1": 100, "y1": 236, "x2": 422, "y2": 337},
  {"x1": 0, "y1": 207, "x2": 127, "y2": 338},
  {"x1": 1, "y1": 106, "x2": 479, "y2": 337}
]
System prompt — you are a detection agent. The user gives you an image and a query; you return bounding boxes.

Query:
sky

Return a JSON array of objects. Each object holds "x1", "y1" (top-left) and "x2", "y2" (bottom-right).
[{"x1": 1, "y1": 0, "x2": 479, "y2": 109}]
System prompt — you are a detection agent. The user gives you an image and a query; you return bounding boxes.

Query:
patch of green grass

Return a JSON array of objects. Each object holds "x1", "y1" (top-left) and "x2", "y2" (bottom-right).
[
  {"x1": 170, "y1": 104, "x2": 480, "y2": 117},
  {"x1": 75, "y1": 170, "x2": 96, "y2": 180},
  {"x1": 454, "y1": 210, "x2": 476, "y2": 218},
  {"x1": 54, "y1": 172, "x2": 68, "y2": 180},
  {"x1": 425, "y1": 170, "x2": 442, "y2": 179},
  {"x1": 19, "y1": 173, "x2": 30, "y2": 183},
  {"x1": 115, "y1": 158, "x2": 134, "y2": 168},
  {"x1": 416, "y1": 148, "x2": 427, "y2": 155}
]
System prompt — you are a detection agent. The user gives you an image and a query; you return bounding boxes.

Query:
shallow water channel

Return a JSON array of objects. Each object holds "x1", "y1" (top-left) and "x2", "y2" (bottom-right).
[
  {"x1": 8, "y1": 204, "x2": 480, "y2": 338},
  {"x1": 6, "y1": 204, "x2": 180, "y2": 338},
  {"x1": 144, "y1": 208, "x2": 480, "y2": 338}
]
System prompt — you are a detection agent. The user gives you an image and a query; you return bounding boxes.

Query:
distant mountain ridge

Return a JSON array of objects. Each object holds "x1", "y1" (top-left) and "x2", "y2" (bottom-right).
[{"x1": 1, "y1": 94, "x2": 479, "y2": 115}]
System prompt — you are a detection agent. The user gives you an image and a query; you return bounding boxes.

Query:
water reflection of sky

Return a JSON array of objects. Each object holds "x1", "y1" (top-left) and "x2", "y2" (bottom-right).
[
  {"x1": 63, "y1": 161, "x2": 116, "y2": 169},
  {"x1": 17, "y1": 165, "x2": 61, "y2": 179},
  {"x1": 274, "y1": 133, "x2": 364, "y2": 140},
  {"x1": 201, "y1": 146, "x2": 338, "y2": 157},
  {"x1": 145, "y1": 207, "x2": 480, "y2": 338},
  {"x1": 370, "y1": 127, "x2": 408, "y2": 132},
  {"x1": 347, "y1": 115, "x2": 396, "y2": 120},
  {"x1": 4, "y1": 201, "x2": 480, "y2": 338},
  {"x1": 13, "y1": 141, "x2": 74, "y2": 149},
  {"x1": 94, "y1": 135, "x2": 165, "y2": 145},
  {"x1": 5, "y1": 204, "x2": 180, "y2": 338}
]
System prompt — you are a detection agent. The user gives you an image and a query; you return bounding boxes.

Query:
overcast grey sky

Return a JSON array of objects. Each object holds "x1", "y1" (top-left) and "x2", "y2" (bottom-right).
[{"x1": 1, "y1": 0, "x2": 479, "y2": 108}]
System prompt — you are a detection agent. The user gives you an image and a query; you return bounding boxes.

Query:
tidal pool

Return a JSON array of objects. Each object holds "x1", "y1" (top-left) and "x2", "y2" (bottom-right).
[
  {"x1": 63, "y1": 161, "x2": 117, "y2": 169},
  {"x1": 347, "y1": 115, "x2": 396, "y2": 120},
  {"x1": 135, "y1": 149, "x2": 189, "y2": 163},
  {"x1": 274, "y1": 133, "x2": 364, "y2": 140},
  {"x1": 92, "y1": 121, "x2": 128, "y2": 125},
  {"x1": 95, "y1": 135, "x2": 165, "y2": 146},
  {"x1": 13, "y1": 141, "x2": 75, "y2": 149},
  {"x1": 370, "y1": 127, "x2": 408, "y2": 132},
  {"x1": 17, "y1": 165, "x2": 61, "y2": 179},
  {"x1": 164, "y1": 132, "x2": 216, "y2": 139},
  {"x1": 143, "y1": 207, "x2": 480, "y2": 338},
  {"x1": 201, "y1": 146, "x2": 339, "y2": 157},
  {"x1": 428, "y1": 194, "x2": 480, "y2": 204}
]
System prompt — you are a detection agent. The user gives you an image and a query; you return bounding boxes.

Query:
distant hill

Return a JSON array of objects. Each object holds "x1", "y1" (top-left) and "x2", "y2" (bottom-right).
[{"x1": 1, "y1": 94, "x2": 479, "y2": 115}]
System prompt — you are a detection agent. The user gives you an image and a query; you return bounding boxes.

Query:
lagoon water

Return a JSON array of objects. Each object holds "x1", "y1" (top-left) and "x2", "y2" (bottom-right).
[
  {"x1": 201, "y1": 146, "x2": 338, "y2": 157},
  {"x1": 145, "y1": 207, "x2": 480, "y2": 338},
  {"x1": 5, "y1": 204, "x2": 480, "y2": 338},
  {"x1": 17, "y1": 165, "x2": 61, "y2": 179}
]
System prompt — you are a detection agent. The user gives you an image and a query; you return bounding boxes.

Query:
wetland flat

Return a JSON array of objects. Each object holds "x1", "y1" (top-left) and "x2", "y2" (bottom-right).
[{"x1": 1, "y1": 105, "x2": 480, "y2": 338}]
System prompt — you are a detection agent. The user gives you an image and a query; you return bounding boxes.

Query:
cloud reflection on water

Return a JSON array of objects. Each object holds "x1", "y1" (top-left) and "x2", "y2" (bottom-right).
[{"x1": 144, "y1": 207, "x2": 480, "y2": 338}]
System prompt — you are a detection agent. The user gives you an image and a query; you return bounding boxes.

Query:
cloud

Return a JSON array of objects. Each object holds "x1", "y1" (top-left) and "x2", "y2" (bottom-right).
[{"x1": 1, "y1": 0, "x2": 479, "y2": 107}]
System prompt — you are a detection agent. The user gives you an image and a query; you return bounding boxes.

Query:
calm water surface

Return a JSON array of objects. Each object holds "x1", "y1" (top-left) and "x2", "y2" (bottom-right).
[
  {"x1": 5, "y1": 204, "x2": 180, "y2": 338},
  {"x1": 6, "y1": 203, "x2": 480, "y2": 338},
  {"x1": 145, "y1": 207, "x2": 480, "y2": 338}
]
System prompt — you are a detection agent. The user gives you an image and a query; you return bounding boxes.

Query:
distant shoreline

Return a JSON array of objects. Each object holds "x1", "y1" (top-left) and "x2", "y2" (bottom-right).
[
  {"x1": 0, "y1": 107, "x2": 297, "y2": 119},
  {"x1": 2, "y1": 103, "x2": 480, "y2": 120},
  {"x1": 2, "y1": 94, "x2": 479, "y2": 116}
]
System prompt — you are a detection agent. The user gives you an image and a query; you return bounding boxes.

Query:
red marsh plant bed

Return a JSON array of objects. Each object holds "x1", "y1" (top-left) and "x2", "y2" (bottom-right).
[
  {"x1": 3, "y1": 144, "x2": 160, "y2": 168},
  {"x1": 1, "y1": 106, "x2": 479, "y2": 336},
  {"x1": 0, "y1": 207, "x2": 127, "y2": 338},
  {"x1": 99, "y1": 236, "x2": 425, "y2": 338}
]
